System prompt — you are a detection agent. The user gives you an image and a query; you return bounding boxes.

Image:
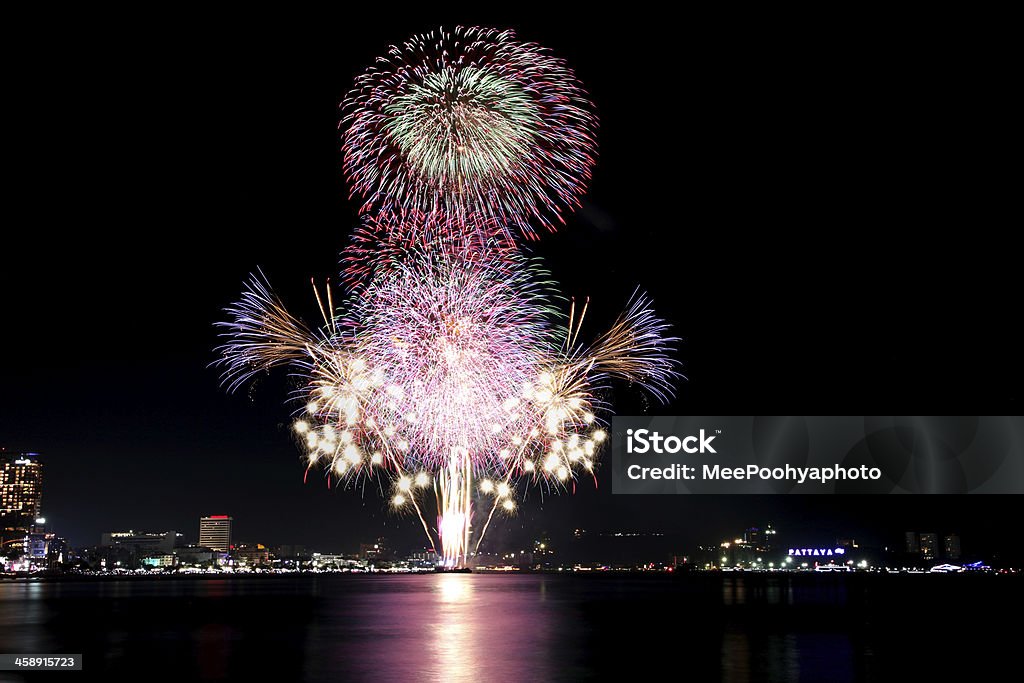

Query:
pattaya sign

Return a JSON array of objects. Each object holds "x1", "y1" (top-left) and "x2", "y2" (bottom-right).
[{"x1": 788, "y1": 547, "x2": 847, "y2": 557}]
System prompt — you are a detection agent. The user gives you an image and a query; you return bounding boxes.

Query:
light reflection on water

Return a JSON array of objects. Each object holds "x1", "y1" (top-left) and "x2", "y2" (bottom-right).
[
  {"x1": 0, "y1": 573, "x2": 1011, "y2": 681},
  {"x1": 434, "y1": 574, "x2": 484, "y2": 682},
  {"x1": 304, "y1": 574, "x2": 564, "y2": 681}
]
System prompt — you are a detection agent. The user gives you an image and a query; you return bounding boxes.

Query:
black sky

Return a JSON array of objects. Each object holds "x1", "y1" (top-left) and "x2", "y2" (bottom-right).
[{"x1": 2, "y1": 11, "x2": 1019, "y2": 559}]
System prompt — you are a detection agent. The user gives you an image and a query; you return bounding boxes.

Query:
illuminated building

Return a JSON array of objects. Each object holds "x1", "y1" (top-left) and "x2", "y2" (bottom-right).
[
  {"x1": 943, "y1": 533, "x2": 961, "y2": 560},
  {"x1": 45, "y1": 534, "x2": 67, "y2": 568},
  {"x1": 312, "y1": 552, "x2": 359, "y2": 569},
  {"x1": 720, "y1": 538, "x2": 757, "y2": 567},
  {"x1": 906, "y1": 531, "x2": 957, "y2": 561},
  {"x1": 743, "y1": 524, "x2": 777, "y2": 552},
  {"x1": 715, "y1": 524, "x2": 778, "y2": 567},
  {"x1": 234, "y1": 543, "x2": 270, "y2": 566},
  {"x1": 409, "y1": 548, "x2": 439, "y2": 566},
  {"x1": 141, "y1": 553, "x2": 176, "y2": 568},
  {"x1": 1, "y1": 452, "x2": 43, "y2": 555},
  {"x1": 174, "y1": 545, "x2": 221, "y2": 565},
  {"x1": 27, "y1": 531, "x2": 48, "y2": 559},
  {"x1": 199, "y1": 515, "x2": 232, "y2": 551},
  {"x1": 0, "y1": 453, "x2": 43, "y2": 527},
  {"x1": 919, "y1": 532, "x2": 939, "y2": 560},
  {"x1": 904, "y1": 532, "x2": 919, "y2": 554},
  {"x1": 100, "y1": 530, "x2": 180, "y2": 553},
  {"x1": 360, "y1": 538, "x2": 390, "y2": 561}
]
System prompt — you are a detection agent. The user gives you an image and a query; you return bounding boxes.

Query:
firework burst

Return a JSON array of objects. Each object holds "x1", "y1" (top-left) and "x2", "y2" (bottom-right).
[
  {"x1": 340, "y1": 210, "x2": 520, "y2": 294},
  {"x1": 341, "y1": 26, "x2": 598, "y2": 239},
  {"x1": 340, "y1": 228, "x2": 559, "y2": 467},
  {"x1": 216, "y1": 241, "x2": 678, "y2": 567},
  {"x1": 220, "y1": 28, "x2": 679, "y2": 569}
]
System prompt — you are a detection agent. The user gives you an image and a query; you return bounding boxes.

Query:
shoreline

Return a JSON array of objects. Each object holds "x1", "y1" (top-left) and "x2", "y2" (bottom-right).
[{"x1": 2, "y1": 569, "x2": 1018, "y2": 584}]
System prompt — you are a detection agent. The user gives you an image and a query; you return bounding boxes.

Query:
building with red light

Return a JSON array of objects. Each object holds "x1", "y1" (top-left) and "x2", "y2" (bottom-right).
[{"x1": 199, "y1": 515, "x2": 232, "y2": 551}]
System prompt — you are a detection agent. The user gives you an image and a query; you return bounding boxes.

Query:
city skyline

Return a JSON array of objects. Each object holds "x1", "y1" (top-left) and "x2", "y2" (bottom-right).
[
  {"x1": 1, "y1": 455, "x2": 1004, "y2": 571},
  {"x1": 3, "y1": 445, "x2": 1019, "y2": 565},
  {"x1": 5, "y1": 492, "x2": 994, "y2": 573}
]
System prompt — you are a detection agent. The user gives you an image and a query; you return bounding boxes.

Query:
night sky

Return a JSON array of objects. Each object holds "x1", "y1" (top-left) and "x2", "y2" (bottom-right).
[{"x1": 3, "y1": 12, "x2": 1018, "y2": 559}]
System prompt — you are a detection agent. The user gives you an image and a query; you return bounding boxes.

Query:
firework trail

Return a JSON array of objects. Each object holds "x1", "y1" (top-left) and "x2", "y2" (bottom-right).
[
  {"x1": 341, "y1": 26, "x2": 598, "y2": 240},
  {"x1": 216, "y1": 271, "x2": 320, "y2": 393},
  {"x1": 216, "y1": 234, "x2": 678, "y2": 567}
]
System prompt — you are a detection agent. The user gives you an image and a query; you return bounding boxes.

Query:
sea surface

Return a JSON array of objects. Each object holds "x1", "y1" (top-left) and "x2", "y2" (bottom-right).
[{"x1": 0, "y1": 573, "x2": 1019, "y2": 682}]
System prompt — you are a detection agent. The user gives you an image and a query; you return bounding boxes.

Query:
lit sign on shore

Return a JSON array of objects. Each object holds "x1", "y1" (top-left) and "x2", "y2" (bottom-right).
[{"x1": 788, "y1": 547, "x2": 846, "y2": 557}]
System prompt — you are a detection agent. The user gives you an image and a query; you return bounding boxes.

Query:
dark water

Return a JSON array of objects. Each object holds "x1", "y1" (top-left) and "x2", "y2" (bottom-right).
[{"x1": 0, "y1": 573, "x2": 1019, "y2": 681}]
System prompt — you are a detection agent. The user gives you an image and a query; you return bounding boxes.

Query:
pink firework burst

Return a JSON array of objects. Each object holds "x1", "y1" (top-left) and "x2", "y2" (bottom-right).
[
  {"x1": 341, "y1": 26, "x2": 598, "y2": 240},
  {"x1": 343, "y1": 237, "x2": 560, "y2": 471},
  {"x1": 217, "y1": 238, "x2": 679, "y2": 566}
]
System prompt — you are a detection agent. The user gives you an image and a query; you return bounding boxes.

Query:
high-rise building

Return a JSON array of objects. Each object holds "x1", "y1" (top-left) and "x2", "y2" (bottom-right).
[
  {"x1": 919, "y1": 532, "x2": 938, "y2": 560},
  {"x1": 199, "y1": 515, "x2": 232, "y2": 551},
  {"x1": 45, "y1": 534, "x2": 67, "y2": 569},
  {"x1": 1, "y1": 452, "x2": 43, "y2": 528},
  {"x1": 742, "y1": 524, "x2": 777, "y2": 552},
  {"x1": 1, "y1": 452, "x2": 43, "y2": 554},
  {"x1": 904, "y1": 532, "x2": 919, "y2": 554},
  {"x1": 943, "y1": 533, "x2": 961, "y2": 560}
]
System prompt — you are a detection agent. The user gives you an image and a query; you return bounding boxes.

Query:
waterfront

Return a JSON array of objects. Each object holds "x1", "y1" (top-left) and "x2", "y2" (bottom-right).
[{"x1": 0, "y1": 573, "x2": 1019, "y2": 681}]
